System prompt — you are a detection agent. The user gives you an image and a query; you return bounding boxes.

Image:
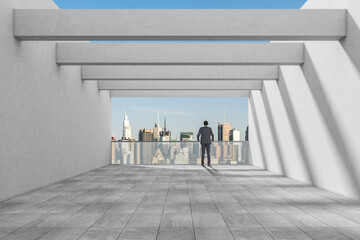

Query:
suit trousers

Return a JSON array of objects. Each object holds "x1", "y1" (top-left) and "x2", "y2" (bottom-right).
[{"x1": 201, "y1": 143, "x2": 211, "y2": 165}]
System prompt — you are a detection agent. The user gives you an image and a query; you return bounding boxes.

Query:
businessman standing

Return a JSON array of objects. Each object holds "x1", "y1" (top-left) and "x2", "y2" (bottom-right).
[{"x1": 197, "y1": 120, "x2": 215, "y2": 167}]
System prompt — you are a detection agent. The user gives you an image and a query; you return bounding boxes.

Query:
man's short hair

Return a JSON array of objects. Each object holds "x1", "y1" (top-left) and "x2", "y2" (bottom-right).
[{"x1": 204, "y1": 121, "x2": 208, "y2": 126}]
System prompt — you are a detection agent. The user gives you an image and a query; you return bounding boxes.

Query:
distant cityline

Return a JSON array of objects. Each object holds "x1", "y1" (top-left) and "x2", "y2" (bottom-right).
[{"x1": 111, "y1": 113, "x2": 249, "y2": 142}]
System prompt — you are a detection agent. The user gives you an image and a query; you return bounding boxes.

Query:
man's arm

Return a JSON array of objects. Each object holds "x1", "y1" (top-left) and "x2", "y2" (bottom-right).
[
  {"x1": 210, "y1": 128, "x2": 214, "y2": 141},
  {"x1": 197, "y1": 129, "x2": 201, "y2": 141}
]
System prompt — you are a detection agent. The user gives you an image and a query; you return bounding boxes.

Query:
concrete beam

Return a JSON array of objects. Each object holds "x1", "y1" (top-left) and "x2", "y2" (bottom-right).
[
  {"x1": 110, "y1": 90, "x2": 250, "y2": 98},
  {"x1": 57, "y1": 43, "x2": 304, "y2": 65},
  {"x1": 98, "y1": 80, "x2": 263, "y2": 90},
  {"x1": 82, "y1": 66, "x2": 279, "y2": 80},
  {"x1": 14, "y1": 9, "x2": 346, "y2": 41}
]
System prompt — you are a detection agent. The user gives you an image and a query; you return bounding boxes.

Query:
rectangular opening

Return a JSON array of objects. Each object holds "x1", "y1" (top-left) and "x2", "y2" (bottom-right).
[{"x1": 111, "y1": 98, "x2": 249, "y2": 165}]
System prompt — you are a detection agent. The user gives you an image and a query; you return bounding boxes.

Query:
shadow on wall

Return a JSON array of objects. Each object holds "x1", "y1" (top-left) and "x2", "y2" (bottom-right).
[{"x1": 302, "y1": 46, "x2": 360, "y2": 199}]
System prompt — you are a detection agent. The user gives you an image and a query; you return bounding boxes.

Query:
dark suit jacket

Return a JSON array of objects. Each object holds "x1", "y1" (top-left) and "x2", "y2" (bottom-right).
[{"x1": 197, "y1": 126, "x2": 215, "y2": 144}]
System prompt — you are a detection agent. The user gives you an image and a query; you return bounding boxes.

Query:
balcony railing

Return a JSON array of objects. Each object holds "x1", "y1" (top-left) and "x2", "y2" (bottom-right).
[{"x1": 111, "y1": 141, "x2": 249, "y2": 165}]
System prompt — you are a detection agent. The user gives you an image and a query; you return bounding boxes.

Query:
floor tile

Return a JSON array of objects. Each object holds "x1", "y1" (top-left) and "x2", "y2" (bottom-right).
[
  {"x1": 191, "y1": 203, "x2": 219, "y2": 213},
  {"x1": 311, "y1": 213, "x2": 360, "y2": 227},
  {"x1": 118, "y1": 227, "x2": 158, "y2": 240},
  {"x1": 301, "y1": 227, "x2": 352, "y2": 240},
  {"x1": 251, "y1": 213, "x2": 294, "y2": 228},
  {"x1": 231, "y1": 227, "x2": 273, "y2": 240},
  {"x1": 59, "y1": 213, "x2": 103, "y2": 227},
  {"x1": 127, "y1": 213, "x2": 162, "y2": 228},
  {"x1": 92, "y1": 213, "x2": 132, "y2": 229},
  {"x1": 136, "y1": 203, "x2": 164, "y2": 213},
  {"x1": 192, "y1": 213, "x2": 227, "y2": 227},
  {"x1": 78, "y1": 228, "x2": 122, "y2": 240},
  {"x1": 336, "y1": 227, "x2": 360, "y2": 239},
  {"x1": 195, "y1": 227, "x2": 235, "y2": 240},
  {"x1": 164, "y1": 203, "x2": 191, "y2": 213},
  {"x1": 157, "y1": 227, "x2": 195, "y2": 240},
  {"x1": 267, "y1": 227, "x2": 312, "y2": 240},
  {"x1": 222, "y1": 213, "x2": 262, "y2": 228},
  {"x1": 0, "y1": 227, "x2": 51, "y2": 240},
  {"x1": 160, "y1": 213, "x2": 193, "y2": 227},
  {"x1": 0, "y1": 228, "x2": 17, "y2": 238},
  {"x1": 39, "y1": 227, "x2": 88, "y2": 240}
]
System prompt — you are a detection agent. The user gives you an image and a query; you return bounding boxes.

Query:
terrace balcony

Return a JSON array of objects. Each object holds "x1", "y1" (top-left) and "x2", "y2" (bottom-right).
[{"x1": 2, "y1": 0, "x2": 360, "y2": 239}]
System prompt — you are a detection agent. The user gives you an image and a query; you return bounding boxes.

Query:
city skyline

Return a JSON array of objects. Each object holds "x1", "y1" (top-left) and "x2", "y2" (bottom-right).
[{"x1": 112, "y1": 98, "x2": 248, "y2": 141}]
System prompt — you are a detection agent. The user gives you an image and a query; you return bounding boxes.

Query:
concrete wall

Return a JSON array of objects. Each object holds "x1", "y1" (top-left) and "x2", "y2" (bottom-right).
[
  {"x1": 249, "y1": 0, "x2": 360, "y2": 199},
  {"x1": 0, "y1": 0, "x2": 112, "y2": 201}
]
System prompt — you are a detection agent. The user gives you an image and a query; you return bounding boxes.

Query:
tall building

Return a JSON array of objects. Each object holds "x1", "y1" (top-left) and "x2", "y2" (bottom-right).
[
  {"x1": 218, "y1": 122, "x2": 232, "y2": 141},
  {"x1": 180, "y1": 132, "x2": 194, "y2": 141},
  {"x1": 160, "y1": 113, "x2": 171, "y2": 141},
  {"x1": 229, "y1": 128, "x2": 241, "y2": 141},
  {"x1": 245, "y1": 125, "x2": 249, "y2": 141},
  {"x1": 138, "y1": 128, "x2": 154, "y2": 142},
  {"x1": 152, "y1": 113, "x2": 162, "y2": 141},
  {"x1": 121, "y1": 113, "x2": 132, "y2": 140}
]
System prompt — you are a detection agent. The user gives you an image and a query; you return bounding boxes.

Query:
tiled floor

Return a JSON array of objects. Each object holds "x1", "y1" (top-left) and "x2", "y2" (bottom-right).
[{"x1": 1, "y1": 165, "x2": 360, "y2": 240}]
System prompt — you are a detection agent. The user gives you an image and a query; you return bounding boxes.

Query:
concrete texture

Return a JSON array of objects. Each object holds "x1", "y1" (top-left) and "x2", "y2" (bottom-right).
[
  {"x1": 56, "y1": 42, "x2": 304, "y2": 65},
  {"x1": 13, "y1": 9, "x2": 346, "y2": 41},
  {"x1": 110, "y1": 90, "x2": 250, "y2": 98},
  {"x1": 0, "y1": 0, "x2": 111, "y2": 202},
  {"x1": 98, "y1": 80, "x2": 262, "y2": 90},
  {"x1": 246, "y1": 0, "x2": 360, "y2": 200},
  {"x1": 81, "y1": 66, "x2": 279, "y2": 80},
  {"x1": 249, "y1": 91, "x2": 283, "y2": 175},
  {"x1": 0, "y1": 165, "x2": 359, "y2": 240},
  {"x1": 261, "y1": 80, "x2": 311, "y2": 184}
]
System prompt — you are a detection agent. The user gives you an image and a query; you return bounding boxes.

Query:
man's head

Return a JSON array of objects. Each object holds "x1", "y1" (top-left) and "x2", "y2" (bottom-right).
[{"x1": 203, "y1": 120, "x2": 208, "y2": 126}]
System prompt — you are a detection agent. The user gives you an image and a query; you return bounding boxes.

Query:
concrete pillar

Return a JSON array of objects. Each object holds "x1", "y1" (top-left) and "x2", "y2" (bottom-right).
[
  {"x1": 261, "y1": 80, "x2": 312, "y2": 184},
  {"x1": 248, "y1": 95, "x2": 265, "y2": 168},
  {"x1": 249, "y1": 90, "x2": 284, "y2": 174},
  {"x1": 278, "y1": 65, "x2": 358, "y2": 199}
]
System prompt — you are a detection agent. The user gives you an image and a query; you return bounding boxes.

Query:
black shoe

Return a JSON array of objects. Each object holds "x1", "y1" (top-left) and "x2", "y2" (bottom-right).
[
  {"x1": 201, "y1": 164, "x2": 205, "y2": 167},
  {"x1": 208, "y1": 164, "x2": 211, "y2": 166}
]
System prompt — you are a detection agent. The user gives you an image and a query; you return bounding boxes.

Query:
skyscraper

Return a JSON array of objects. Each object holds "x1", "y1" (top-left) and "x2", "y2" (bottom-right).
[
  {"x1": 218, "y1": 122, "x2": 232, "y2": 141},
  {"x1": 122, "y1": 113, "x2": 132, "y2": 141},
  {"x1": 160, "y1": 113, "x2": 171, "y2": 141},
  {"x1": 180, "y1": 132, "x2": 194, "y2": 141},
  {"x1": 138, "y1": 128, "x2": 154, "y2": 142},
  {"x1": 152, "y1": 112, "x2": 162, "y2": 141},
  {"x1": 229, "y1": 129, "x2": 241, "y2": 141}
]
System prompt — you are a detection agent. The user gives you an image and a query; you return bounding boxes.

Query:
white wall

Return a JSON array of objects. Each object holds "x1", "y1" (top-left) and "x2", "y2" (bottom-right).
[
  {"x1": 0, "y1": 0, "x2": 112, "y2": 201},
  {"x1": 248, "y1": 0, "x2": 360, "y2": 200},
  {"x1": 261, "y1": 80, "x2": 312, "y2": 184}
]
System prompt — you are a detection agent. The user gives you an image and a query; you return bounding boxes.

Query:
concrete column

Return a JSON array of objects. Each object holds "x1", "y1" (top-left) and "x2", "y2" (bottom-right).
[
  {"x1": 249, "y1": 90, "x2": 284, "y2": 174},
  {"x1": 261, "y1": 80, "x2": 312, "y2": 184},
  {"x1": 248, "y1": 94, "x2": 265, "y2": 168},
  {"x1": 278, "y1": 65, "x2": 358, "y2": 199}
]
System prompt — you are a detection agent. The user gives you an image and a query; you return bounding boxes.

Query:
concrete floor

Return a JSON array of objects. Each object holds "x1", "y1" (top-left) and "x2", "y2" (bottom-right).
[{"x1": 1, "y1": 165, "x2": 360, "y2": 240}]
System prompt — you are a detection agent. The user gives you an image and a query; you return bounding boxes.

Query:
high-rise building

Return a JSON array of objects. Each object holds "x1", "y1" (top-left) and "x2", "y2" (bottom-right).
[
  {"x1": 218, "y1": 122, "x2": 232, "y2": 141},
  {"x1": 180, "y1": 132, "x2": 194, "y2": 141},
  {"x1": 122, "y1": 113, "x2": 132, "y2": 140},
  {"x1": 229, "y1": 128, "x2": 241, "y2": 141},
  {"x1": 160, "y1": 113, "x2": 171, "y2": 141},
  {"x1": 152, "y1": 113, "x2": 162, "y2": 141},
  {"x1": 139, "y1": 128, "x2": 154, "y2": 142},
  {"x1": 245, "y1": 125, "x2": 249, "y2": 141}
]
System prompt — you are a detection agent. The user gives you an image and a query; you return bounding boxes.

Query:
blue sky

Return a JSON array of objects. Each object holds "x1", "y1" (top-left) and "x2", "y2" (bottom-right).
[
  {"x1": 54, "y1": 0, "x2": 307, "y2": 140},
  {"x1": 54, "y1": 0, "x2": 307, "y2": 9}
]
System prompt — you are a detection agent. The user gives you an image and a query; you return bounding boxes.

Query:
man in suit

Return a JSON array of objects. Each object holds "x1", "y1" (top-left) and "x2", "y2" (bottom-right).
[{"x1": 197, "y1": 121, "x2": 215, "y2": 167}]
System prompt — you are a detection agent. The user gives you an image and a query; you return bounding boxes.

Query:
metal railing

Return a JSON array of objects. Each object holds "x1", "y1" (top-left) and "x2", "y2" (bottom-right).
[{"x1": 111, "y1": 141, "x2": 249, "y2": 165}]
